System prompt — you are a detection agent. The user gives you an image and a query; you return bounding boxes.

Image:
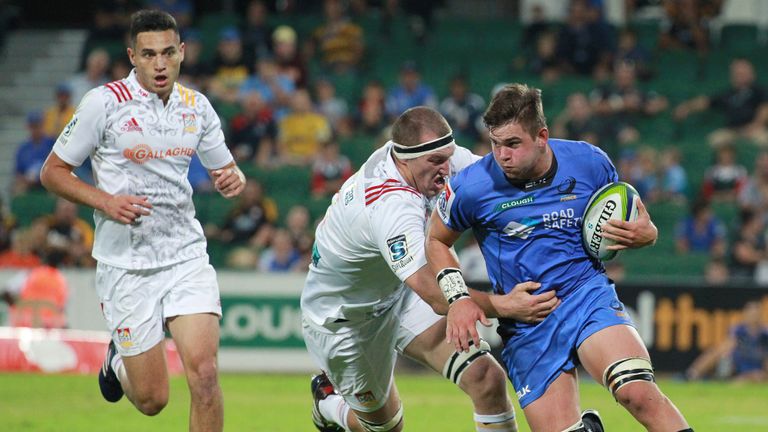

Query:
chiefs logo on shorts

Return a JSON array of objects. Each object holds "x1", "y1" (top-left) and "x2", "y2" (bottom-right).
[{"x1": 117, "y1": 327, "x2": 133, "y2": 348}]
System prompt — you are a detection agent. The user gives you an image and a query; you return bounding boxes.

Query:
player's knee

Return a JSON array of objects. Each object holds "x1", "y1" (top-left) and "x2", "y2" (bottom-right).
[
  {"x1": 615, "y1": 382, "x2": 667, "y2": 416},
  {"x1": 602, "y1": 357, "x2": 655, "y2": 398},
  {"x1": 135, "y1": 393, "x2": 169, "y2": 416},
  {"x1": 443, "y1": 339, "x2": 492, "y2": 387},
  {"x1": 356, "y1": 404, "x2": 404, "y2": 432},
  {"x1": 460, "y1": 356, "x2": 507, "y2": 400},
  {"x1": 186, "y1": 359, "x2": 220, "y2": 401}
]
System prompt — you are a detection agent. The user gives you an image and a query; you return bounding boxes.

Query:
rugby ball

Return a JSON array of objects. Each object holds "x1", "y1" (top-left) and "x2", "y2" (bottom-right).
[{"x1": 582, "y1": 182, "x2": 640, "y2": 261}]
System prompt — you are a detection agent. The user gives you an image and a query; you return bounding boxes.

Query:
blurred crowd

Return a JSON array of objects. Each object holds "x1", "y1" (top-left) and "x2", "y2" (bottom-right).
[{"x1": 4, "y1": 0, "x2": 768, "y2": 286}]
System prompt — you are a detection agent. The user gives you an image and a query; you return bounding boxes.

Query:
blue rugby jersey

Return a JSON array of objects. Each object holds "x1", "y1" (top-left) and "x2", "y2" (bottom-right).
[{"x1": 437, "y1": 139, "x2": 618, "y2": 299}]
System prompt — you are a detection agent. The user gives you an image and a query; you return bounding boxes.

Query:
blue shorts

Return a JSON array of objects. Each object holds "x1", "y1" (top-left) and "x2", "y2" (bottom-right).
[{"x1": 500, "y1": 274, "x2": 634, "y2": 408}]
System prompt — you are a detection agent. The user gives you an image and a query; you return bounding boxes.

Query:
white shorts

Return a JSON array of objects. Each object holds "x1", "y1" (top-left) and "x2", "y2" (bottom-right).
[
  {"x1": 96, "y1": 255, "x2": 221, "y2": 357},
  {"x1": 302, "y1": 288, "x2": 442, "y2": 412}
]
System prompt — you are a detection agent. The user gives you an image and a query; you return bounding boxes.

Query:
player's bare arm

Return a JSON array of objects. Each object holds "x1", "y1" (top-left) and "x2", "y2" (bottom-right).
[
  {"x1": 40, "y1": 152, "x2": 152, "y2": 225},
  {"x1": 210, "y1": 161, "x2": 246, "y2": 198},
  {"x1": 602, "y1": 198, "x2": 658, "y2": 251}
]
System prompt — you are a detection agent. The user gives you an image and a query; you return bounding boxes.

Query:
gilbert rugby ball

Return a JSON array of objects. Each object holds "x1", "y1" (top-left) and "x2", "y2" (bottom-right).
[{"x1": 582, "y1": 182, "x2": 640, "y2": 261}]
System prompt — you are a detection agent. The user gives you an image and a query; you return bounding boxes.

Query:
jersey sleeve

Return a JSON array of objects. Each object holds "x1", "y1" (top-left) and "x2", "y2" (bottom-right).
[
  {"x1": 196, "y1": 94, "x2": 235, "y2": 170},
  {"x1": 436, "y1": 177, "x2": 474, "y2": 232},
  {"x1": 369, "y1": 195, "x2": 428, "y2": 282},
  {"x1": 590, "y1": 144, "x2": 619, "y2": 185},
  {"x1": 52, "y1": 88, "x2": 105, "y2": 167}
]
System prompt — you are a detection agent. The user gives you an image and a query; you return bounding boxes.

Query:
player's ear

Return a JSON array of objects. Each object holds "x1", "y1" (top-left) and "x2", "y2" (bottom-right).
[
  {"x1": 537, "y1": 127, "x2": 549, "y2": 147},
  {"x1": 127, "y1": 47, "x2": 136, "y2": 67}
]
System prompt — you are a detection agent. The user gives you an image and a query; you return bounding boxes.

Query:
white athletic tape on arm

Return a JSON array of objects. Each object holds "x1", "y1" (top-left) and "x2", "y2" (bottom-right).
[{"x1": 437, "y1": 267, "x2": 470, "y2": 305}]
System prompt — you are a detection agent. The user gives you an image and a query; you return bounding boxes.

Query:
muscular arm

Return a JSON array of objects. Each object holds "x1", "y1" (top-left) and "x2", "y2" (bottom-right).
[{"x1": 40, "y1": 152, "x2": 151, "y2": 225}]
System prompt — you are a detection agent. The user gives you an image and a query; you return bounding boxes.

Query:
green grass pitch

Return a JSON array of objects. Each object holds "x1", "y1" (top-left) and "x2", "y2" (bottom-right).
[{"x1": 1, "y1": 373, "x2": 766, "y2": 431}]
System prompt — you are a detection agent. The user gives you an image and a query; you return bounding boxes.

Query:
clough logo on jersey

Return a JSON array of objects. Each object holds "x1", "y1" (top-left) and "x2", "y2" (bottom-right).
[{"x1": 123, "y1": 144, "x2": 196, "y2": 164}]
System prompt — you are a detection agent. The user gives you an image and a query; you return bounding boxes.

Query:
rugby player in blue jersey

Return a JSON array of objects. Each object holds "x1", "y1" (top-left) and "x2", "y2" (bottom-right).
[{"x1": 425, "y1": 84, "x2": 692, "y2": 432}]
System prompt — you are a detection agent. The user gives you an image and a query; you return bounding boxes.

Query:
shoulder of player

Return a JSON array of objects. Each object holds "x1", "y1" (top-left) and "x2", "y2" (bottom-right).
[
  {"x1": 363, "y1": 178, "x2": 422, "y2": 208},
  {"x1": 450, "y1": 155, "x2": 492, "y2": 190},
  {"x1": 102, "y1": 79, "x2": 134, "y2": 104}
]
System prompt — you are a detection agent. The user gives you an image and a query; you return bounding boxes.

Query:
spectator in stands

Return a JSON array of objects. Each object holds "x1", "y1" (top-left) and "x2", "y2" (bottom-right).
[
  {"x1": 729, "y1": 210, "x2": 766, "y2": 284},
  {"x1": 79, "y1": 4, "x2": 126, "y2": 70},
  {"x1": 240, "y1": 0, "x2": 274, "y2": 64},
  {"x1": 555, "y1": 0, "x2": 614, "y2": 77},
  {"x1": 34, "y1": 198, "x2": 94, "y2": 268},
  {"x1": 284, "y1": 205, "x2": 314, "y2": 266},
  {"x1": 14, "y1": 111, "x2": 55, "y2": 195},
  {"x1": 615, "y1": 28, "x2": 653, "y2": 81},
  {"x1": 311, "y1": 140, "x2": 353, "y2": 198},
  {"x1": 4, "y1": 249, "x2": 69, "y2": 329},
  {"x1": 258, "y1": 228, "x2": 302, "y2": 272},
  {"x1": 520, "y1": 3, "x2": 552, "y2": 58},
  {"x1": 686, "y1": 300, "x2": 768, "y2": 382},
  {"x1": 109, "y1": 57, "x2": 132, "y2": 83},
  {"x1": 658, "y1": 0, "x2": 710, "y2": 56},
  {"x1": 273, "y1": 25, "x2": 309, "y2": 89},
  {"x1": 42, "y1": 83, "x2": 75, "y2": 138},
  {"x1": 178, "y1": 29, "x2": 208, "y2": 90},
  {"x1": 277, "y1": 89, "x2": 332, "y2": 166},
  {"x1": 210, "y1": 180, "x2": 277, "y2": 249},
  {"x1": 700, "y1": 145, "x2": 748, "y2": 203},
  {"x1": 307, "y1": 0, "x2": 365, "y2": 75},
  {"x1": 69, "y1": 48, "x2": 110, "y2": 105},
  {"x1": 739, "y1": 151, "x2": 768, "y2": 221},
  {"x1": 590, "y1": 60, "x2": 668, "y2": 125},
  {"x1": 674, "y1": 58, "x2": 768, "y2": 148},
  {"x1": 552, "y1": 92, "x2": 602, "y2": 150},
  {"x1": 523, "y1": 30, "x2": 561, "y2": 82},
  {"x1": 439, "y1": 74, "x2": 485, "y2": 143},
  {"x1": 240, "y1": 55, "x2": 295, "y2": 120},
  {"x1": 385, "y1": 61, "x2": 437, "y2": 120},
  {"x1": 228, "y1": 91, "x2": 276, "y2": 167},
  {"x1": 619, "y1": 146, "x2": 659, "y2": 200},
  {"x1": 207, "y1": 27, "x2": 251, "y2": 105},
  {"x1": 675, "y1": 197, "x2": 727, "y2": 257},
  {"x1": 657, "y1": 147, "x2": 688, "y2": 204},
  {"x1": 705, "y1": 257, "x2": 730, "y2": 285},
  {"x1": 314, "y1": 77, "x2": 350, "y2": 136},
  {"x1": 0, "y1": 224, "x2": 44, "y2": 269},
  {"x1": 356, "y1": 79, "x2": 387, "y2": 135}
]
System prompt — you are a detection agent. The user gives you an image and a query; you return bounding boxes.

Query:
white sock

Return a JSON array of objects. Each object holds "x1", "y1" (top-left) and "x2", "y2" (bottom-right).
[
  {"x1": 110, "y1": 352, "x2": 125, "y2": 384},
  {"x1": 319, "y1": 394, "x2": 350, "y2": 430},
  {"x1": 474, "y1": 410, "x2": 518, "y2": 432}
]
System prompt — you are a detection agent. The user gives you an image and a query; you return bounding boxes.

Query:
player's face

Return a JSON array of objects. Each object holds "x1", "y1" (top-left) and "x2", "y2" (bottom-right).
[
  {"x1": 128, "y1": 30, "x2": 185, "y2": 101},
  {"x1": 405, "y1": 145, "x2": 455, "y2": 198},
  {"x1": 489, "y1": 121, "x2": 549, "y2": 180}
]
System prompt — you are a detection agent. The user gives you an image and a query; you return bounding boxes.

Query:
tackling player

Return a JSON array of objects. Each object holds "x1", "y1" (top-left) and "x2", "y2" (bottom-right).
[
  {"x1": 40, "y1": 10, "x2": 245, "y2": 432},
  {"x1": 302, "y1": 106, "x2": 560, "y2": 432},
  {"x1": 426, "y1": 84, "x2": 692, "y2": 432}
]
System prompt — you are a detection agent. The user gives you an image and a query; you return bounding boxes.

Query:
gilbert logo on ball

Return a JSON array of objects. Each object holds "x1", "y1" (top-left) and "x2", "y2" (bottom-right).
[{"x1": 581, "y1": 182, "x2": 640, "y2": 261}]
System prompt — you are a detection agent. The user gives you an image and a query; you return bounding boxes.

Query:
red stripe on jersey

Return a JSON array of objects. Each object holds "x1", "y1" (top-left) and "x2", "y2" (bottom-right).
[
  {"x1": 131, "y1": 118, "x2": 139, "y2": 126},
  {"x1": 365, "y1": 186, "x2": 421, "y2": 205},
  {"x1": 116, "y1": 81, "x2": 132, "y2": 100},
  {"x1": 111, "y1": 81, "x2": 128, "y2": 101},
  {"x1": 105, "y1": 83, "x2": 123, "y2": 102},
  {"x1": 365, "y1": 182, "x2": 417, "y2": 200},
  {"x1": 364, "y1": 179, "x2": 400, "y2": 193}
]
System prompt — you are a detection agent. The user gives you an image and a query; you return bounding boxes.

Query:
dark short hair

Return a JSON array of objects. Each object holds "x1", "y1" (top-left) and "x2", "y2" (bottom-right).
[
  {"x1": 483, "y1": 83, "x2": 546, "y2": 138},
  {"x1": 391, "y1": 106, "x2": 451, "y2": 147},
  {"x1": 129, "y1": 9, "x2": 179, "y2": 46}
]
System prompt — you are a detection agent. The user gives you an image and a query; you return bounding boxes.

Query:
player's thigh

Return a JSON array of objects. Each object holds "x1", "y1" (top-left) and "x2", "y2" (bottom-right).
[
  {"x1": 395, "y1": 289, "x2": 444, "y2": 367},
  {"x1": 576, "y1": 323, "x2": 650, "y2": 384},
  {"x1": 166, "y1": 313, "x2": 220, "y2": 370},
  {"x1": 302, "y1": 313, "x2": 400, "y2": 413},
  {"x1": 522, "y1": 369, "x2": 581, "y2": 432}
]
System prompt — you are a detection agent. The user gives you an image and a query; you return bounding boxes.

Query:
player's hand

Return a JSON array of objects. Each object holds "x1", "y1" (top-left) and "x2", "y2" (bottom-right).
[
  {"x1": 213, "y1": 166, "x2": 246, "y2": 198},
  {"x1": 603, "y1": 199, "x2": 657, "y2": 251},
  {"x1": 103, "y1": 195, "x2": 152, "y2": 225},
  {"x1": 494, "y1": 281, "x2": 559, "y2": 323},
  {"x1": 446, "y1": 297, "x2": 491, "y2": 353}
]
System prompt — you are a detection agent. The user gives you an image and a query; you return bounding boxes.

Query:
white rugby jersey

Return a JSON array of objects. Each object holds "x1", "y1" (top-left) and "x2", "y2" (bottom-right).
[
  {"x1": 53, "y1": 70, "x2": 234, "y2": 270},
  {"x1": 301, "y1": 141, "x2": 478, "y2": 327}
]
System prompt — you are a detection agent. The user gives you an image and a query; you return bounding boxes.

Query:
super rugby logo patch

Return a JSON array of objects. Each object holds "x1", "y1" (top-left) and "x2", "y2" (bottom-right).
[{"x1": 387, "y1": 235, "x2": 408, "y2": 261}]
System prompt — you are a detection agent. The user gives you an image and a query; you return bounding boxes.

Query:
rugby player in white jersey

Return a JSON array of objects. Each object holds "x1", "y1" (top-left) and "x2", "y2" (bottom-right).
[
  {"x1": 40, "y1": 10, "x2": 244, "y2": 432},
  {"x1": 301, "y1": 106, "x2": 560, "y2": 432}
]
